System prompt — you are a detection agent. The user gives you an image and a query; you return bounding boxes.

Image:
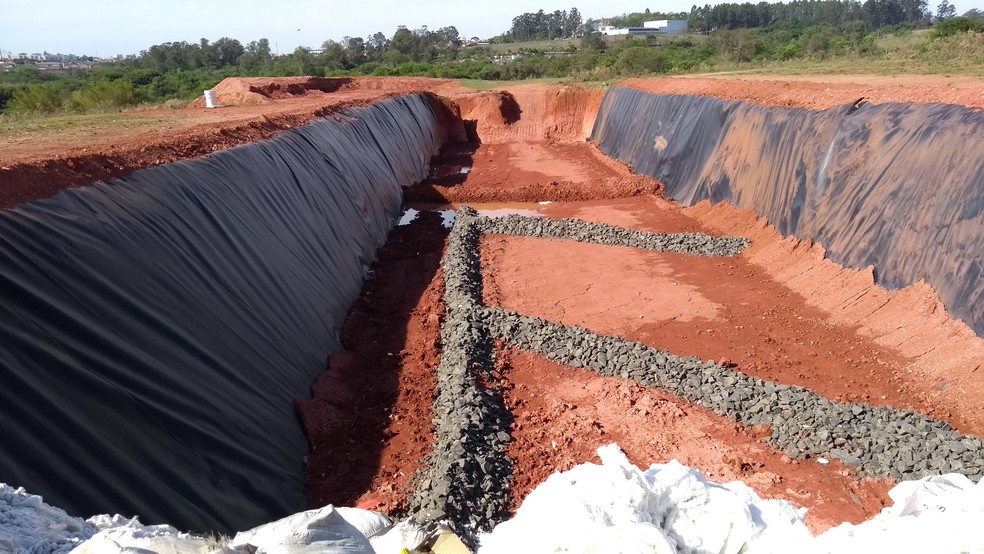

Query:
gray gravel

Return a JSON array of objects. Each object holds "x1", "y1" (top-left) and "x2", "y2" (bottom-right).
[
  {"x1": 482, "y1": 308, "x2": 984, "y2": 482},
  {"x1": 476, "y1": 213, "x2": 748, "y2": 257},
  {"x1": 409, "y1": 208, "x2": 512, "y2": 544},
  {"x1": 410, "y1": 207, "x2": 984, "y2": 538}
]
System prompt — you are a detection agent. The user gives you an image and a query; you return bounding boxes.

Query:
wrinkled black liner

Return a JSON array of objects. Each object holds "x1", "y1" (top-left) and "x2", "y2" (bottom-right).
[
  {"x1": 591, "y1": 87, "x2": 984, "y2": 335},
  {"x1": 0, "y1": 94, "x2": 445, "y2": 533}
]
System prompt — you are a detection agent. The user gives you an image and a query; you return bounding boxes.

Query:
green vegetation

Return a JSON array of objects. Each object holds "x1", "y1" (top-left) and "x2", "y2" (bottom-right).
[
  {"x1": 0, "y1": 112, "x2": 184, "y2": 145},
  {"x1": 498, "y1": 8, "x2": 584, "y2": 41},
  {"x1": 3, "y1": 0, "x2": 984, "y2": 118},
  {"x1": 932, "y1": 16, "x2": 984, "y2": 37}
]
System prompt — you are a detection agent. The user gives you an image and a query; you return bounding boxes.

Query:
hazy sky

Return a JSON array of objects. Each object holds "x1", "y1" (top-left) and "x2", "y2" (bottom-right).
[{"x1": 3, "y1": 0, "x2": 983, "y2": 57}]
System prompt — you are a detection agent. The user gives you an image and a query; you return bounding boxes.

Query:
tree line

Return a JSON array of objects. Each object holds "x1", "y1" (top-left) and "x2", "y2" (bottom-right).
[
  {"x1": 3, "y1": 1, "x2": 983, "y2": 115},
  {"x1": 502, "y1": 8, "x2": 584, "y2": 41},
  {"x1": 688, "y1": 0, "x2": 931, "y2": 32}
]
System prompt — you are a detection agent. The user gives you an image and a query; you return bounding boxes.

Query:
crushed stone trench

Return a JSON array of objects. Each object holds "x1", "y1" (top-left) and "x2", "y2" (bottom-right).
[{"x1": 1, "y1": 82, "x2": 983, "y2": 545}]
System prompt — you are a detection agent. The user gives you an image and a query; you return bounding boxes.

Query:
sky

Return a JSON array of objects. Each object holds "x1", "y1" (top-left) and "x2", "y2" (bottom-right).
[{"x1": 3, "y1": 0, "x2": 984, "y2": 58}]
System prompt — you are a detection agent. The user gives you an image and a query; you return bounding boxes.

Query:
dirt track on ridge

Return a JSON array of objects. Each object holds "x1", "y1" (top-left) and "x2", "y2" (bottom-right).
[{"x1": 6, "y1": 75, "x2": 984, "y2": 535}]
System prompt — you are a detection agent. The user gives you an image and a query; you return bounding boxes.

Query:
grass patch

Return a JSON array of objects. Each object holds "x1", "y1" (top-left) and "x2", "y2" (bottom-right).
[
  {"x1": 482, "y1": 39, "x2": 580, "y2": 53},
  {"x1": 458, "y1": 77, "x2": 576, "y2": 90},
  {"x1": 0, "y1": 111, "x2": 184, "y2": 145}
]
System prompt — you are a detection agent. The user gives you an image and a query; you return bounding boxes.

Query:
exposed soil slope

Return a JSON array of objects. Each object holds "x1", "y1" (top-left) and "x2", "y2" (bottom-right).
[
  {"x1": 620, "y1": 75, "x2": 984, "y2": 110},
  {"x1": 0, "y1": 78, "x2": 468, "y2": 209}
]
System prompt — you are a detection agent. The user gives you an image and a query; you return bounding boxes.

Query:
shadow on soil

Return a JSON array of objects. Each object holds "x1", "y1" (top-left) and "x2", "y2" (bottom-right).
[
  {"x1": 403, "y1": 140, "x2": 479, "y2": 203},
  {"x1": 296, "y1": 211, "x2": 447, "y2": 510}
]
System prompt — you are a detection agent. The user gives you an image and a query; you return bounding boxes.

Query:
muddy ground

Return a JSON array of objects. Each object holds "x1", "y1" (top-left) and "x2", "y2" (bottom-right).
[{"x1": 6, "y1": 75, "x2": 984, "y2": 535}]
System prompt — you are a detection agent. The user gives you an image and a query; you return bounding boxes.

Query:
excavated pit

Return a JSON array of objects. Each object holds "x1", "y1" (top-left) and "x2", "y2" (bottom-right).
[
  {"x1": 303, "y1": 84, "x2": 984, "y2": 539},
  {"x1": 1, "y1": 78, "x2": 983, "y2": 542}
]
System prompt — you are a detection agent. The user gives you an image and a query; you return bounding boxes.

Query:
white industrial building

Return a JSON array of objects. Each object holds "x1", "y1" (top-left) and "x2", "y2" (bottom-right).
[
  {"x1": 644, "y1": 20, "x2": 689, "y2": 33},
  {"x1": 597, "y1": 19, "x2": 689, "y2": 36}
]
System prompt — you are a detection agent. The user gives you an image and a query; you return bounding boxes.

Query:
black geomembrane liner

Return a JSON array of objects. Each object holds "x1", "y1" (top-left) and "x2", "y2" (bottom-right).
[
  {"x1": 0, "y1": 94, "x2": 445, "y2": 533},
  {"x1": 591, "y1": 87, "x2": 984, "y2": 336}
]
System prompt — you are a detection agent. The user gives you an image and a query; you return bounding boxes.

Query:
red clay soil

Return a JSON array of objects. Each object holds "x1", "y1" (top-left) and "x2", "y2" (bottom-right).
[
  {"x1": 452, "y1": 84, "x2": 604, "y2": 143},
  {"x1": 684, "y1": 200, "x2": 984, "y2": 436},
  {"x1": 296, "y1": 81, "x2": 984, "y2": 533},
  {"x1": 406, "y1": 84, "x2": 660, "y2": 203},
  {"x1": 0, "y1": 77, "x2": 468, "y2": 209},
  {"x1": 481, "y1": 196, "x2": 984, "y2": 436},
  {"x1": 619, "y1": 75, "x2": 984, "y2": 110},
  {"x1": 498, "y1": 347, "x2": 892, "y2": 533},
  {"x1": 405, "y1": 142, "x2": 662, "y2": 204},
  {"x1": 296, "y1": 211, "x2": 447, "y2": 514}
]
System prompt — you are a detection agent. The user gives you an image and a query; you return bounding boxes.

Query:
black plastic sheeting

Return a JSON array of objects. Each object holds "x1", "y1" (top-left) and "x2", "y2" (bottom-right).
[
  {"x1": 591, "y1": 86, "x2": 984, "y2": 336},
  {"x1": 0, "y1": 94, "x2": 448, "y2": 533}
]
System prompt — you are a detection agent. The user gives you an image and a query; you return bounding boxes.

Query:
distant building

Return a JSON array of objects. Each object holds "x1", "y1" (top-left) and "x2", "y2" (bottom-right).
[
  {"x1": 597, "y1": 19, "x2": 689, "y2": 36},
  {"x1": 598, "y1": 25, "x2": 661, "y2": 36},
  {"x1": 643, "y1": 20, "x2": 689, "y2": 33},
  {"x1": 36, "y1": 61, "x2": 65, "y2": 71}
]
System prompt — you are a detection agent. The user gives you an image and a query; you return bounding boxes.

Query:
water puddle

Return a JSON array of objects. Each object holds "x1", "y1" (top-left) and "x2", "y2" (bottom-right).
[
  {"x1": 429, "y1": 166, "x2": 473, "y2": 178},
  {"x1": 398, "y1": 208, "x2": 420, "y2": 226}
]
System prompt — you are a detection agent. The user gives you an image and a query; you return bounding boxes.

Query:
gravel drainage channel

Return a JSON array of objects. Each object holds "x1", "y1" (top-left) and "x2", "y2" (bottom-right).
[
  {"x1": 408, "y1": 207, "x2": 753, "y2": 541},
  {"x1": 410, "y1": 206, "x2": 984, "y2": 541}
]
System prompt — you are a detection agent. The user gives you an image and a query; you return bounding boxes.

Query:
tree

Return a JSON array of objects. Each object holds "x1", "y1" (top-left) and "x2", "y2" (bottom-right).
[
  {"x1": 807, "y1": 31, "x2": 831, "y2": 53},
  {"x1": 240, "y1": 39, "x2": 272, "y2": 73},
  {"x1": 344, "y1": 37, "x2": 367, "y2": 66},
  {"x1": 198, "y1": 38, "x2": 220, "y2": 69},
  {"x1": 365, "y1": 32, "x2": 390, "y2": 61},
  {"x1": 435, "y1": 26, "x2": 462, "y2": 48},
  {"x1": 292, "y1": 46, "x2": 317, "y2": 75},
  {"x1": 213, "y1": 37, "x2": 244, "y2": 67},
  {"x1": 932, "y1": 15, "x2": 984, "y2": 36},
  {"x1": 567, "y1": 7, "x2": 583, "y2": 37},
  {"x1": 715, "y1": 28, "x2": 762, "y2": 62},
  {"x1": 391, "y1": 26, "x2": 418, "y2": 56},
  {"x1": 580, "y1": 33, "x2": 606, "y2": 50},
  {"x1": 936, "y1": 0, "x2": 957, "y2": 20},
  {"x1": 321, "y1": 40, "x2": 349, "y2": 70}
]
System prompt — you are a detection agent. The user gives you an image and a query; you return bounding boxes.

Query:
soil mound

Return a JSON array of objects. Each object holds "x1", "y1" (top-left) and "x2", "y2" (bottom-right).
[
  {"x1": 188, "y1": 77, "x2": 351, "y2": 107},
  {"x1": 620, "y1": 76, "x2": 984, "y2": 110},
  {"x1": 190, "y1": 76, "x2": 461, "y2": 108},
  {"x1": 455, "y1": 91, "x2": 522, "y2": 127},
  {"x1": 337, "y1": 76, "x2": 458, "y2": 92},
  {"x1": 452, "y1": 85, "x2": 605, "y2": 144}
]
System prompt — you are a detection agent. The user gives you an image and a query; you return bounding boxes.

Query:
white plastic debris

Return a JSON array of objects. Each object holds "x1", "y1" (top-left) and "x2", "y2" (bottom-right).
[
  {"x1": 478, "y1": 444, "x2": 811, "y2": 554},
  {"x1": 805, "y1": 473, "x2": 984, "y2": 553},
  {"x1": 0, "y1": 484, "x2": 96, "y2": 554},
  {"x1": 368, "y1": 519, "x2": 430, "y2": 553},
  {"x1": 230, "y1": 506, "x2": 381, "y2": 553},
  {"x1": 11, "y1": 446, "x2": 984, "y2": 554},
  {"x1": 70, "y1": 515, "x2": 212, "y2": 554}
]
